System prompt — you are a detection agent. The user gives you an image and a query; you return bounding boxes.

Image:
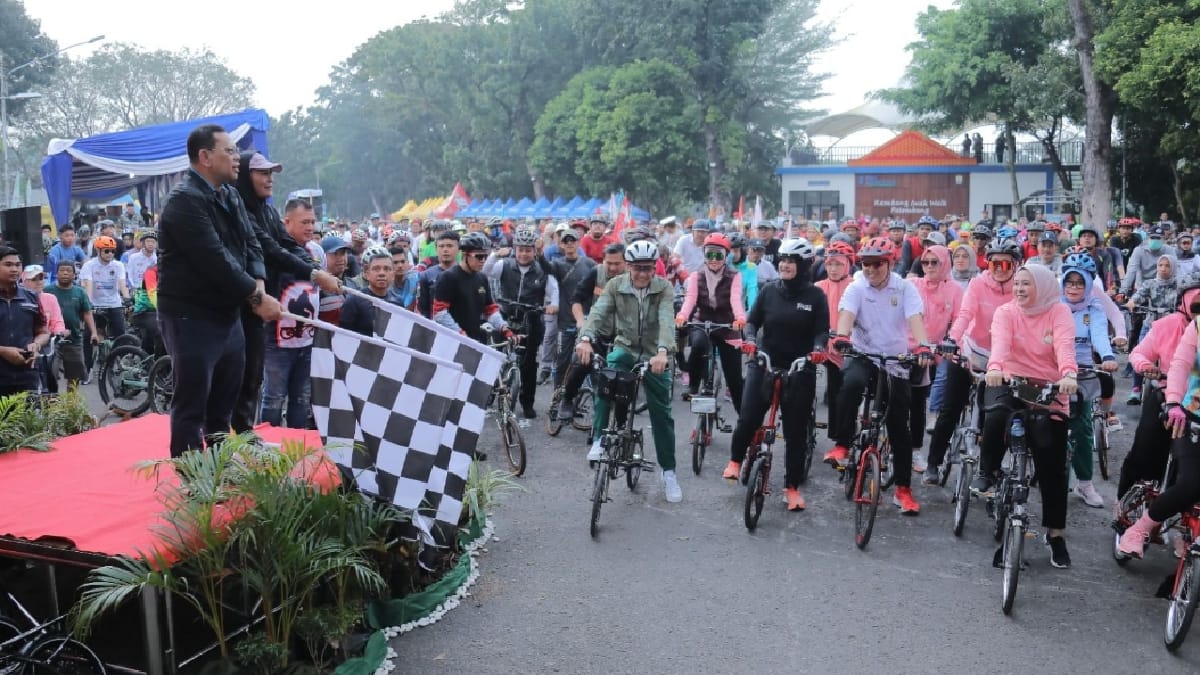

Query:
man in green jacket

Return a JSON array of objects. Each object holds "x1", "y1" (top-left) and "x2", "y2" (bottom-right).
[{"x1": 575, "y1": 239, "x2": 681, "y2": 502}]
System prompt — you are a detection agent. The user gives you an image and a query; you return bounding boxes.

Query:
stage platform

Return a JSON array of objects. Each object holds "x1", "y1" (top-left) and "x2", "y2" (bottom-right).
[{"x1": 0, "y1": 414, "x2": 321, "y2": 567}]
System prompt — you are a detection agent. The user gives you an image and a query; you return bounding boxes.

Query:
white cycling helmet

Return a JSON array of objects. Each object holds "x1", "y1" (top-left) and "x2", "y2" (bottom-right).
[
  {"x1": 512, "y1": 227, "x2": 540, "y2": 247},
  {"x1": 778, "y1": 237, "x2": 816, "y2": 259},
  {"x1": 362, "y1": 245, "x2": 392, "y2": 264},
  {"x1": 624, "y1": 239, "x2": 659, "y2": 263}
]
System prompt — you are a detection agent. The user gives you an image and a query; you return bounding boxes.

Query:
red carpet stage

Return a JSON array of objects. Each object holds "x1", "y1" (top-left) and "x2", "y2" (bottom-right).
[{"x1": 0, "y1": 414, "x2": 322, "y2": 565}]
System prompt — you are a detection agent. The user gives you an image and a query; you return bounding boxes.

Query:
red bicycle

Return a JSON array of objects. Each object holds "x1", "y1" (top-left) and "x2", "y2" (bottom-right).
[{"x1": 741, "y1": 352, "x2": 811, "y2": 531}]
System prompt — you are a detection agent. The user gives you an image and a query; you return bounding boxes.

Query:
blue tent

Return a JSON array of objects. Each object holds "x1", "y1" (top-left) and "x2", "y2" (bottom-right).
[
  {"x1": 569, "y1": 198, "x2": 603, "y2": 218},
  {"x1": 510, "y1": 197, "x2": 534, "y2": 218},
  {"x1": 527, "y1": 197, "x2": 552, "y2": 218},
  {"x1": 631, "y1": 205, "x2": 651, "y2": 221},
  {"x1": 535, "y1": 197, "x2": 563, "y2": 218},
  {"x1": 41, "y1": 108, "x2": 270, "y2": 226},
  {"x1": 550, "y1": 196, "x2": 582, "y2": 218},
  {"x1": 495, "y1": 198, "x2": 517, "y2": 218}
]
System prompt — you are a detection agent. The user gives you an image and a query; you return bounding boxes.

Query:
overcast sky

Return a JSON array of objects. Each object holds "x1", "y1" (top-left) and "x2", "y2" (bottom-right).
[{"x1": 23, "y1": 0, "x2": 952, "y2": 121}]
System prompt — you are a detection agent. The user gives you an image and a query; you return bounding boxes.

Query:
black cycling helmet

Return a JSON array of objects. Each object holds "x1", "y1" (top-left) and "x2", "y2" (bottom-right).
[
  {"x1": 727, "y1": 232, "x2": 747, "y2": 249},
  {"x1": 459, "y1": 232, "x2": 492, "y2": 252}
]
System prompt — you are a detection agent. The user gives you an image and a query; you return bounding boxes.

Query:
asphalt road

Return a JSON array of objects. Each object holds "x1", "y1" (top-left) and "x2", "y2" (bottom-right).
[{"x1": 392, "y1": 367, "x2": 1200, "y2": 674}]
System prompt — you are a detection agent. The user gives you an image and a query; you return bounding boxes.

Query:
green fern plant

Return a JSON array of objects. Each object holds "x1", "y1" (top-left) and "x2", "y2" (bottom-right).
[
  {"x1": 46, "y1": 385, "x2": 97, "y2": 437},
  {"x1": 0, "y1": 392, "x2": 51, "y2": 454},
  {"x1": 461, "y1": 460, "x2": 524, "y2": 528}
]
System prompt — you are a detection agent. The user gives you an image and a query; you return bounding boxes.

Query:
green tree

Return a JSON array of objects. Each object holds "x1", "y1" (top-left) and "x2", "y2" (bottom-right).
[
  {"x1": 0, "y1": 0, "x2": 60, "y2": 108},
  {"x1": 878, "y1": 0, "x2": 1078, "y2": 211}
]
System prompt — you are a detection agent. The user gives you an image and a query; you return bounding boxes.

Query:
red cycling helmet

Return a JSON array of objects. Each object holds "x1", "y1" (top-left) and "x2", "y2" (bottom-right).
[
  {"x1": 857, "y1": 236, "x2": 895, "y2": 259},
  {"x1": 824, "y1": 240, "x2": 856, "y2": 262},
  {"x1": 1118, "y1": 217, "x2": 1142, "y2": 227},
  {"x1": 703, "y1": 233, "x2": 731, "y2": 251}
]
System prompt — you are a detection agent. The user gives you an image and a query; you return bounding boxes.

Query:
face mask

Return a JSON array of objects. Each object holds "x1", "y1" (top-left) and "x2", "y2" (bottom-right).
[{"x1": 1149, "y1": 239, "x2": 1164, "y2": 251}]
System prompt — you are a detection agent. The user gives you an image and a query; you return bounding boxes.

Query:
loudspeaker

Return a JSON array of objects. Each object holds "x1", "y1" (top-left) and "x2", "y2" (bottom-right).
[{"x1": 0, "y1": 206, "x2": 44, "y2": 265}]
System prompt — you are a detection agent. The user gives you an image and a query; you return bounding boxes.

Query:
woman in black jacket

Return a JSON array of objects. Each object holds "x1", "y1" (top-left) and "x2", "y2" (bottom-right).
[{"x1": 725, "y1": 238, "x2": 829, "y2": 512}]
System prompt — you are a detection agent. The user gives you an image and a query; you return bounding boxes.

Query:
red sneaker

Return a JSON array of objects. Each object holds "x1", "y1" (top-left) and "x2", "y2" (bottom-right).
[
  {"x1": 722, "y1": 461, "x2": 741, "y2": 480},
  {"x1": 823, "y1": 445, "x2": 849, "y2": 467},
  {"x1": 893, "y1": 486, "x2": 920, "y2": 515},
  {"x1": 784, "y1": 487, "x2": 807, "y2": 511}
]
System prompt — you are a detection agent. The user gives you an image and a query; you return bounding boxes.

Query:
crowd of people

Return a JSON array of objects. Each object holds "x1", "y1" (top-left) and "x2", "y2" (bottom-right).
[{"x1": 5, "y1": 121, "x2": 1200, "y2": 577}]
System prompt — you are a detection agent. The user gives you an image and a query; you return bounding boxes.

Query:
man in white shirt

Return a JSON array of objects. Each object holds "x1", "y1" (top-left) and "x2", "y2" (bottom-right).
[
  {"x1": 672, "y1": 219, "x2": 710, "y2": 273},
  {"x1": 79, "y1": 235, "x2": 130, "y2": 337},
  {"x1": 125, "y1": 232, "x2": 158, "y2": 290}
]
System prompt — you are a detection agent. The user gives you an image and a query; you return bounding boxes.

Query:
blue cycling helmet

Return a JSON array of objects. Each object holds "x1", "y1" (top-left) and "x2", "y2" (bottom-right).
[
  {"x1": 1062, "y1": 251, "x2": 1097, "y2": 275},
  {"x1": 916, "y1": 215, "x2": 938, "y2": 227},
  {"x1": 996, "y1": 226, "x2": 1019, "y2": 240}
]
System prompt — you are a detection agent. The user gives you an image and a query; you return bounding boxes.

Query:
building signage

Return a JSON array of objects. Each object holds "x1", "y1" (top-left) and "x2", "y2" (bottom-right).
[{"x1": 854, "y1": 172, "x2": 970, "y2": 219}]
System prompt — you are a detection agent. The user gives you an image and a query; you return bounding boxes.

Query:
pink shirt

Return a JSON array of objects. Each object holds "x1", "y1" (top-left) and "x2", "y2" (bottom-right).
[
  {"x1": 987, "y1": 301, "x2": 1077, "y2": 384},
  {"x1": 950, "y1": 271, "x2": 1013, "y2": 368},
  {"x1": 1167, "y1": 321, "x2": 1199, "y2": 406},
  {"x1": 676, "y1": 268, "x2": 746, "y2": 323},
  {"x1": 816, "y1": 275, "x2": 851, "y2": 366},
  {"x1": 1131, "y1": 312, "x2": 1188, "y2": 376},
  {"x1": 37, "y1": 292, "x2": 66, "y2": 336}
]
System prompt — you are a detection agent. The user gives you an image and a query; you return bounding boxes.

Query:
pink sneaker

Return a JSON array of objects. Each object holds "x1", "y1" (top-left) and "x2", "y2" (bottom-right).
[{"x1": 1118, "y1": 512, "x2": 1159, "y2": 559}]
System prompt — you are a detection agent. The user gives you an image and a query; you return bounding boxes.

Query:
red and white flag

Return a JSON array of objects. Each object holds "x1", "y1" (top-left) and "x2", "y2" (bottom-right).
[{"x1": 435, "y1": 182, "x2": 471, "y2": 218}]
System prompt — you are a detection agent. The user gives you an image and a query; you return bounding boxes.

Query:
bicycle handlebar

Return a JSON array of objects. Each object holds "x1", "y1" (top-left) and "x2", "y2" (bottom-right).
[
  {"x1": 755, "y1": 352, "x2": 809, "y2": 375},
  {"x1": 841, "y1": 348, "x2": 917, "y2": 365},
  {"x1": 685, "y1": 321, "x2": 734, "y2": 332}
]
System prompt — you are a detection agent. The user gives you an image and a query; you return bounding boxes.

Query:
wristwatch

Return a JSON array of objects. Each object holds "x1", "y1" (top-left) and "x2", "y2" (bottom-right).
[
  {"x1": 1063, "y1": 370, "x2": 1077, "y2": 379},
  {"x1": 309, "y1": 268, "x2": 320, "y2": 281},
  {"x1": 579, "y1": 336, "x2": 592, "y2": 344}
]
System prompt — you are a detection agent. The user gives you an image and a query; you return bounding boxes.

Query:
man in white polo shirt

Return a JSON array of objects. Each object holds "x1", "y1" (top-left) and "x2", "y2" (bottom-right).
[{"x1": 824, "y1": 235, "x2": 933, "y2": 515}]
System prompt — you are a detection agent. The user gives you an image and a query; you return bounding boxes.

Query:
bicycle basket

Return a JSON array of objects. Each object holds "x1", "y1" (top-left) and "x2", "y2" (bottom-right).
[{"x1": 596, "y1": 368, "x2": 638, "y2": 403}]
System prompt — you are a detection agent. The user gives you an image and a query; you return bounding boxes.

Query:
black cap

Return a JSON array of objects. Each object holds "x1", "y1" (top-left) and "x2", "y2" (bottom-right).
[{"x1": 1148, "y1": 225, "x2": 1166, "y2": 238}]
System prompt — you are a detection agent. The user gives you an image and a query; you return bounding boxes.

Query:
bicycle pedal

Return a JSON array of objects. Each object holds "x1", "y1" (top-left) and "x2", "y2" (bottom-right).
[{"x1": 814, "y1": 421, "x2": 828, "y2": 429}]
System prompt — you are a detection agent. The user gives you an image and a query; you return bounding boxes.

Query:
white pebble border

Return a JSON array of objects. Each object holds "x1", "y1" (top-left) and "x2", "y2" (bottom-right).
[{"x1": 370, "y1": 516, "x2": 494, "y2": 675}]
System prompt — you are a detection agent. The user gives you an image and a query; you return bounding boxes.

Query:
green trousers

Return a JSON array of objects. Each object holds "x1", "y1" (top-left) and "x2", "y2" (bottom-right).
[
  {"x1": 1068, "y1": 397, "x2": 1094, "y2": 481},
  {"x1": 592, "y1": 348, "x2": 676, "y2": 472}
]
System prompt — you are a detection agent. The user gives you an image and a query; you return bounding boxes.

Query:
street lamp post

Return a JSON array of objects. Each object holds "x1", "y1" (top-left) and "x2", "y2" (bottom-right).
[{"x1": 0, "y1": 35, "x2": 104, "y2": 209}]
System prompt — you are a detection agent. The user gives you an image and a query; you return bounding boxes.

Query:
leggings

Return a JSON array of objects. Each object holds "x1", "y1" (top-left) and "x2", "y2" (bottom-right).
[
  {"x1": 1118, "y1": 384, "x2": 1170, "y2": 498},
  {"x1": 686, "y1": 326, "x2": 743, "y2": 415},
  {"x1": 729, "y1": 360, "x2": 817, "y2": 487},
  {"x1": 823, "y1": 361, "x2": 843, "y2": 440},
  {"x1": 980, "y1": 389, "x2": 1070, "y2": 530},
  {"x1": 1149, "y1": 436, "x2": 1200, "y2": 522},
  {"x1": 927, "y1": 361, "x2": 983, "y2": 469},
  {"x1": 906, "y1": 365, "x2": 930, "y2": 452}
]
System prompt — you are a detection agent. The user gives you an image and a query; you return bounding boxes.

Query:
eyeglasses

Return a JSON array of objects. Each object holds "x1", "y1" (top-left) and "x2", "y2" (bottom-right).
[
  {"x1": 1063, "y1": 279, "x2": 1086, "y2": 288},
  {"x1": 920, "y1": 259, "x2": 939, "y2": 267},
  {"x1": 704, "y1": 251, "x2": 726, "y2": 261},
  {"x1": 861, "y1": 259, "x2": 887, "y2": 269},
  {"x1": 989, "y1": 259, "x2": 1015, "y2": 272},
  {"x1": 630, "y1": 264, "x2": 655, "y2": 273}
]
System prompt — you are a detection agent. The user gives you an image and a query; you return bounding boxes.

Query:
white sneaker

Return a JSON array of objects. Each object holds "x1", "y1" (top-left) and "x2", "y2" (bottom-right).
[
  {"x1": 912, "y1": 452, "x2": 928, "y2": 474},
  {"x1": 1106, "y1": 414, "x2": 1123, "y2": 432},
  {"x1": 1075, "y1": 480, "x2": 1105, "y2": 508},
  {"x1": 662, "y1": 470, "x2": 683, "y2": 503},
  {"x1": 587, "y1": 439, "x2": 603, "y2": 462}
]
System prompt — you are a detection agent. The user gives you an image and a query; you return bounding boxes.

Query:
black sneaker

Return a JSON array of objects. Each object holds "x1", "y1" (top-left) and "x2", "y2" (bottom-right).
[
  {"x1": 537, "y1": 368, "x2": 551, "y2": 385},
  {"x1": 521, "y1": 405, "x2": 537, "y2": 419},
  {"x1": 922, "y1": 467, "x2": 941, "y2": 486},
  {"x1": 970, "y1": 474, "x2": 994, "y2": 497},
  {"x1": 1045, "y1": 534, "x2": 1071, "y2": 569}
]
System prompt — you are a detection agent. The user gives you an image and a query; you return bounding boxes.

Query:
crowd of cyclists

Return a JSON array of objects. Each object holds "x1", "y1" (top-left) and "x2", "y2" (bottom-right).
[{"x1": 23, "y1": 205, "x2": 1200, "y2": 580}]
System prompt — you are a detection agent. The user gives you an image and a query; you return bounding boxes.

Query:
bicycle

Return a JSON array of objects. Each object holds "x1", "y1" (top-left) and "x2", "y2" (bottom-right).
[
  {"x1": 0, "y1": 587, "x2": 106, "y2": 674},
  {"x1": 147, "y1": 354, "x2": 174, "y2": 414},
  {"x1": 988, "y1": 376, "x2": 1066, "y2": 615},
  {"x1": 934, "y1": 358, "x2": 985, "y2": 538},
  {"x1": 1112, "y1": 412, "x2": 1200, "y2": 651},
  {"x1": 837, "y1": 349, "x2": 914, "y2": 550},
  {"x1": 86, "y1": 312, "x2": 140, "y2": 386},
  {"x1": 545, "y1": 329, "x2": 596, "y2": 437},
  {"x1": 588, "y1": 359, "x2": 654, "y2": 538},
  {"x1": 683, "y1": 321, "x2": 734, "y2": 476},
  {"x1": 98, "y1": 341, "x2": 154, "y2": 417},
  {"x1": 483, "y1": 324, "x2": 526, "y2": 477},
  {"x1": 741, "y1": 352, "x2": 810, "y2": 531},
  {"x1": 1076, "y1": 365, "x2": 1112, "y2": 480}
]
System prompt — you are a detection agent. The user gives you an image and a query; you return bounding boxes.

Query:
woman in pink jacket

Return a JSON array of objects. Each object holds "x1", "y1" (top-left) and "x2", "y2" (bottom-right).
[
  {"x1": 1118, "y1": 275, "x2": 1200, "y2": 500},
  {"x1": 909, "y1": 244, "x2": 963, "y2": 477},
  {"x1": 815, "y1": 240, "x2": 855, "y2": 439},
  {"x1": 1117, "y1": 305, "x2": 1200, "y2": 558},
  {"x1": 980, "y1": 263, "x2": 1079, "y2": 569},
  {"x1": 926, "y1": 238, "x2": 1018, "y2": 478},
  {"x1": 675, "y1": 232, "x2": 747, "y2": 413}
]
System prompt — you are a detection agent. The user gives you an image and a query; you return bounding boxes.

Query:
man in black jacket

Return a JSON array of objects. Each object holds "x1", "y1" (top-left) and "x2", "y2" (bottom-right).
[
  {"x1": 158, "y1": 125, "x2": 283, "y2": 458},
  {"x1": 233, "y1": 151, "x2": 341, "y2": 432}
]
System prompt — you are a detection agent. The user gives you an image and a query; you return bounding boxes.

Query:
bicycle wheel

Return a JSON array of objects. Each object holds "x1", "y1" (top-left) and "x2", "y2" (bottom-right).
[
  {"x1": 544, "y1": 389, "x2": 565, "y2": 436},
  {"x1": 691, "y1": 414, "x2": 709, "y2": 475},
  {"x1": 1001, "y1": 519, "x2": 1024, "y2": 615},
  {"x1": 878, "y1": 433, "x2": 894, "y2": 490},
  {"x1": 1166, "y1": 556, "x2": 1200, "y2": 651},
  {"x1": 854, "y1": 450, "x2": 881, "y2": 550},
  {"x1": 626, "y1": 436, "x2": 643, "y2": 491},
  {"x1": 1112, "y1": 489, "x2": 1145, "y2": 566},
  {"x1": 571, "y1": 387, "x2": 594, "y2": 432},
  {"x1": 147, "y1": 355, "x2": 173, "y2": 414},
  {"x1": 22, "y1": 634, "x2": 107, "y2": 674},
  {"x1": 744, "y1": 456, "x2": 767, "y2": 531},
  {"x1": 843, "y1": 455, "x2": 857, "y2": 501},
  {"x1": 1094, "y1": 413, "x2": 1110, "y2": 481},
  {"x1": 798, "y1": 412, "x2": 816, "y2": 485},
  {"x1": 499, "y1": 413, "x2": 526, "y2": 476},
  {"x1": 952, "y1": 457, "x2": 973, "y2": 537},
  {"x1": 98, "y1": 344, "x2": 153, "y2": 416},
  {"x1": 589, "y1": 462, "x2": 608, "y2": 538},
  {"x1": 111, "y1": 333, "x2": 142, "y2": 350}
]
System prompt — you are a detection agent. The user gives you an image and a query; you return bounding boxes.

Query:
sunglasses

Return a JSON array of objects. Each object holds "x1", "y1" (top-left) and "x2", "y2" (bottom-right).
[
  {"x1": 861, "y1": 259, "x2": 887, "y2": 269},
  {"x1": 630, "y1": 264, "x2": 655, "y2": 273},
  {"x1": 705, "y1": 251, "x2": 726, "y2": 261},
  {"x1": 989, "y1": 259, "x2": 1015, "y2": 272},
  {"x1": 921, "y1": 259, "x2": 939, "y2": 267},
  {"x1": 469, "y1": 253, "x2": 489, "y2": 261}
]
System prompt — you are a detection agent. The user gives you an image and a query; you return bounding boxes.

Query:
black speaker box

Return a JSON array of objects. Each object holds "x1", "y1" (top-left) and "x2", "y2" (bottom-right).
[{"x1": 0, "y1": 206, "x2": 45, "y2": 265}]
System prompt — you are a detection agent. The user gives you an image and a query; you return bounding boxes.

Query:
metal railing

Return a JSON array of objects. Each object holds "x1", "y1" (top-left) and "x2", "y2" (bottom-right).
[{"x1": 782, "y1": 140, "x2": 1083, "y2": 167}]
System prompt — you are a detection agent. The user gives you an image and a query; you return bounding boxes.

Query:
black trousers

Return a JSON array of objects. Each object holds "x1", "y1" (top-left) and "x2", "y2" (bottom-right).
[
  {"x1": 1150, "y1": 436, "x2": 1200, "y2": 522},
  {"x1": 835, "y1": 356, "x2": 914, "y2": 488},
  {"x1": 517, "y1": 317, "x2": 544, "y2": 409},
  {"x1": 1118, "y1": 384, "x2": 1169, "y2": 498},
  {"x1": 553, "y1": 326, "x2": 578, "y2": 388},
  {"x1": 686, "y1": 326, "x2": 743, "y2": 415},
  {"x1": 823, "y1": 361, "x2": 843, "y2": 440},
  {"x1": 928, "y1": 361, "x2": 981, "y2": 468},
  {"x1": 160, "y1": 312, "x2": 245, "y2": 458},
  {"x1": 980, "y1": 389, "x2": 1069, "y2": 530},
  {"x1": 232, "y1": 305, "x2": 265, "y2": 433},
  {"x1": 730, "y1": 360, "x2": 816, "y2": 487},
  {"x1": 907, "y1": 365, "x2": 930, "y2": 452}
]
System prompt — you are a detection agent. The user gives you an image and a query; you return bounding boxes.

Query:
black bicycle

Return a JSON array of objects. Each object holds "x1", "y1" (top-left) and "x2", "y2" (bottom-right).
[
  {"x1": 545, "y1": 330, "x2": 597, "y2": 437},
  {"x1": 589, "y1": 360, "x2": 654, "y2": 538},
  {"x1": 482, "y1": 324, "x2": 526, "y2": 476},
  {"x1": 683, "y1": 321, "x2": 734, "y2": 476},
  {"x1": 0, "y1": 588, "x2": 106, "y2": 674},
  {"x1": 988, "y1": 376, "x2": 1065, "y2": 615}
]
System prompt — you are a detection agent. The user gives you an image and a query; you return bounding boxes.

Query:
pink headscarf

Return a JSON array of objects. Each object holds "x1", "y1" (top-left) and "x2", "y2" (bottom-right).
[
  {"x1": 920, "y1": 245, "x2": 951, "y2": 284},
  {"x1": 1015, "y1": 264, "x2": 1062, "y2": 316}
]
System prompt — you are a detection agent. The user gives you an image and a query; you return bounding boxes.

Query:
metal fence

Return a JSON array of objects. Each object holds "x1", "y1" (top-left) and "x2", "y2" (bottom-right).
[{"x1": 783, "y1": 140, "x2": 1084, "y2": 167}]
